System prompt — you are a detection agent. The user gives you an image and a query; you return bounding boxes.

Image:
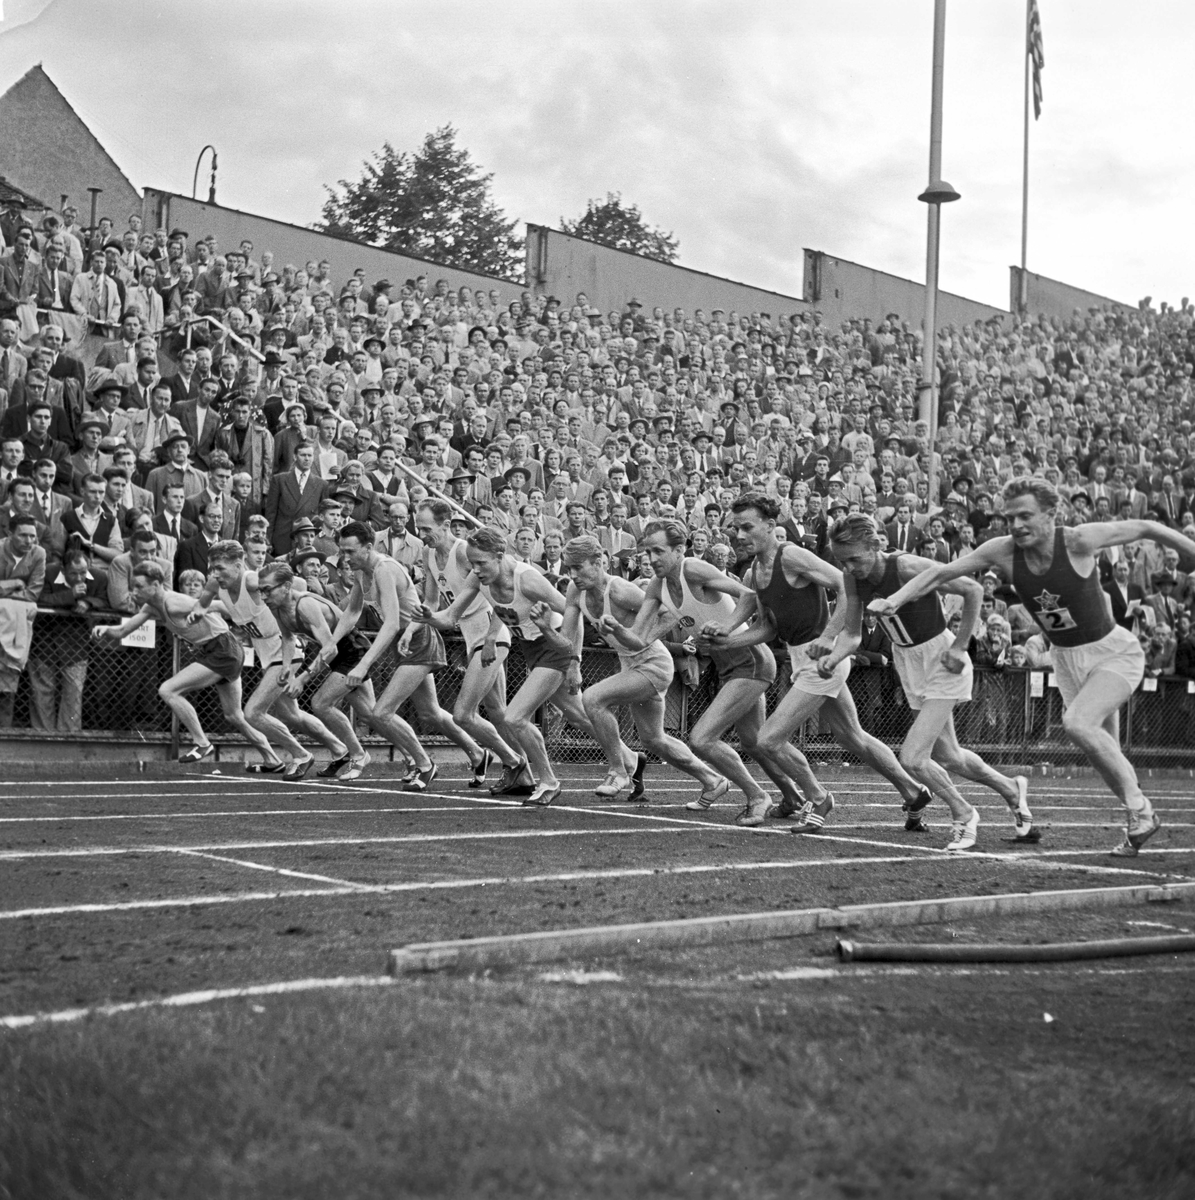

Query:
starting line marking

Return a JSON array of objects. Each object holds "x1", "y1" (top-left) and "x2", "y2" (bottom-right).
[
  {"x1": 173, "y1": 849, "x2": 373, "y2": 891},
  {"x1": 0, "y1": 826, "x2": 722, "y2": 862},
  {"x1": 0, "y1": 853, "x2": 991, "y2": 922},
  {"x1": 0, "y1": 805, "x2": 522, "y2": 825}
]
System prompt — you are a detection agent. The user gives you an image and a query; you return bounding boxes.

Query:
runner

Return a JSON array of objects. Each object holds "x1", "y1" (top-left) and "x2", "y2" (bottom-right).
[
  {"x1": 414, "y1": 500, "x2": 523, "y2": 790},
  {"x1": 327, "y1": 521, "x2": 482, "y2": 793},
  {"x1": 92, "y1": 559, "x2": 282, "y2": 769},
  {"x1": 258, "y1": 561, "x2": 376, "y2": 782},
  {"x1": 704, "y1": 493, "x2": 934, "y2": 834},
  {"x1": 418, "y1": 527, "x2": 636, "y2": 806},
  {"x1": 627, "y1": 519, "x2": 778, "y2": 825},
  {"x1": 816, "y1": 513, "x2": 1033, "y2": 852},
  {"x1": 188, "y1": 540, "x2": 348, "y2": 780},
  {"x1": 548, "y1": 534, "x2": 730, "y2": 803},
  {"x1": 872, "y1": 476, "x2": 1195, "y2": 856}
]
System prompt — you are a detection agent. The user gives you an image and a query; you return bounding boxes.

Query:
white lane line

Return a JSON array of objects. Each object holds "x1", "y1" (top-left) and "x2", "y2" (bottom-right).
[
  {"x1": 172, "y1": 848, "x2": 372, "y2": 891},
  {"x1": 0, "y1": 805, "x2": 523, "y2": 825},
  {"x1": 0, "y1": 975, "x2": 397, "y2": 1030},
  {"x1": 0, "y1": 854, "x2": 968, "y2": 922},
  {"x1": 0, "y1": 778, "x2": 259, "y2": 788},
  {"x1": 0, "y1": 826, "x2": 716, "y2": 861}
]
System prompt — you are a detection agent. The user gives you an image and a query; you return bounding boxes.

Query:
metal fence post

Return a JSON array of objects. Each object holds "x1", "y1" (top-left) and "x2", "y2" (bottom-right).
[{"x1": 169, "y1": 632, "x2": 181, "y2": 760}]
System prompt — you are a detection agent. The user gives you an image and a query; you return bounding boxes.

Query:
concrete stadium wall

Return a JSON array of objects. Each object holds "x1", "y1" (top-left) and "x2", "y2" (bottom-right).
[
  {"x1": 1010, "y1": 267, "x2": 1133, "y2": 321},
  {"x1": 0, "y1": 65, "x2": 140, "y2": 219},
  {"x1": 142, "y1": 189, "x2": 525, "y2": 298},
  {"x1": 527, "y1": 225, "x2": 808, "y2": 319},
  {"x1": 803, "y1": 251, "x2": 1007, "y2": 328}
]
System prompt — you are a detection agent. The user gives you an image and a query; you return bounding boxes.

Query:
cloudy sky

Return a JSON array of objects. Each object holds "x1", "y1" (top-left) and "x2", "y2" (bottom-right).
[{"x1": 1, "y1": 0, "x2": 1191, "y2": 310}]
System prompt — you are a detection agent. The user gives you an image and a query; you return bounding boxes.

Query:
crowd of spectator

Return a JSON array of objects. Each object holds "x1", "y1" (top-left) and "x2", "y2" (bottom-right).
[{"x1": 1, "y1": 201, "x2": 1195, "y2": 737}]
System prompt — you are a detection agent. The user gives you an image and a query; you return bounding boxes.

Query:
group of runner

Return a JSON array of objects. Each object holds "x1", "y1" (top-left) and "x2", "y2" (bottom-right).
[{"x1": 93, "y1": 479, "x2": 1195, "y2": 858}]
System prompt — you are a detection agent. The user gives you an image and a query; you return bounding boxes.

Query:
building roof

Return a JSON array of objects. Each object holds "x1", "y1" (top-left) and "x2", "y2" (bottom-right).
[{"x1": 0, "y1": 174, "x2": 46, "y2": 210}]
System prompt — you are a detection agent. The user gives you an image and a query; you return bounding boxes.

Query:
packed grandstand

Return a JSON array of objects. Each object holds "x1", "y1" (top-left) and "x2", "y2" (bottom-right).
[{"x1": 0, "y1": 208, "x2": 1192, "y2": 750}]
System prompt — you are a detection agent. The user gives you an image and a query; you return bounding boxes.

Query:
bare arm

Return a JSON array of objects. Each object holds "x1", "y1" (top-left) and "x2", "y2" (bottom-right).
[
  {"x1": 613, "y1": 577, "x2": 686, "y2": 651},
  {"x1": 814, "y1": 575, "x2": 864, "y2": 673},
  {"x1": 186, "y1": 572, "x2": 222, "y2": 622},
  {"x1": 1070, "y1": 519, "x2": 1195, "y2": 566},
  {"x1": 870, "y1": 537, "x2": 1010, "y2": 615},
  {"x1": 92, "y1": 604, "x2": 152, "y2": 639},
  {"x1": 418, "y1": 569, "x2": 480, "y2": 629}
]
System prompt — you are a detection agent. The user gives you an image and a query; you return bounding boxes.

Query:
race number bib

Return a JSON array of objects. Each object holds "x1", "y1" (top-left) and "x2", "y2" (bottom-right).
[
  {"x1": 231, "y1": 619, "x2": 267, "y2": 639},
  {"x1": 877, "y1": 612, "x2": 916, "y2": 649},
  {"x1": 436, "y1": 573, "x2": 456, "y2": 606},
  {"x1": 493, "y1": 604, "x2": 524, "y2": 639},
  {"x1": 1032, "y1": 589, "x2": 1077, "y2": 634}
]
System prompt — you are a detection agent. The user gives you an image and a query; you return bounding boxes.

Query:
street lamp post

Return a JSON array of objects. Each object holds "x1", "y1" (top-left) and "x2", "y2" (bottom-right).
[
  {"x1": 192, "y1": 146, "x2": 218, "y2": 204},
  {"x1": 918, "y1": 0, "x2": 960, "y2": 510}
]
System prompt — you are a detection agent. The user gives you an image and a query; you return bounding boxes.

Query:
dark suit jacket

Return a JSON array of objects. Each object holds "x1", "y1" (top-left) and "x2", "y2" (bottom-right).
[
  {"x1": 169, "y1": 373, "x2": 201, "y2": 407},
  {"x1": 884, "y1": 521, "x2": 925, "y2": 554},
  {"x1": 263, "y1": 469, "x2": 328, "y2": 554},
  {"x1": 1104, "y1": 581, "x2": 1146, "y2": 631},
  {"x1": 175, "y1": 532, "x2": 218, "y2": 583},
  {"x1": 35, "y1": 268, "x2": 72, "y2": 312},
  {"x1": 1, "y1": 401, "x2": 74, "y2": 445},
  {"x1": 169, "y1": 400, "x2": 222, "y2": 468},
  {"x1": 94, "y1": 339, "x2": 138, "y2": 371},
  {"x1": 153, "y1": 512, "x2": 198, "y2": 543}
]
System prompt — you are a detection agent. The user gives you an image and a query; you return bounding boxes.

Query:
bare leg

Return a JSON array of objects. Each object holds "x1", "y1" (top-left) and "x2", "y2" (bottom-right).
[
  {"x1": 1061, "y1": 672, "x2": 1145, "y2": 808},
  {"x1": 159, "y1": 663, "x2": 219, "y2": 749},
  {"x1": 271, "y1": 693, "x2": 347, "y2": 757},
  {"x1": 212, "y1": 678, "x2": 282, "y2": 763},
  {"x1": 370, "y1": 665, "x2": 436, "y2": 769},
  {"x1": 549, "y1": 679, "x2": 637, "y2": 776},
  {"x1": 898, "y1": 701, "x2": 973, "y2": 822},
  {"x1": 689, "y1": 679, "x2": 771, "y2": 801},
  {"x1": 582, "y1": 671, "x2": 643, "y2": 779},
  {"x1": 629, "y1": 695, "x2": 723, "y2": 788},
  {"x1": 452, "y1": 647, "x2": 520, "y2": 768},
  {"x1": 931, "y1": 713, "x2": 1019, "y2": 803},
  {"x1": 822, "y1": 689, "x2": 923, "y2": 804},
  {"x1": 407, "y1": 673, "x2": 483, "y2": 763},
  {"x1": 312, "y1": 673, "x2": 366, "y2": 759},
  {"x1": 505, "y1": 667, "x2": 571, "y2": 785},
  {"x1": 245, "y1": 667, "x2": 320, "y2": 759},
  {"x1": 752, "y1": 685, "x2": 832, "y2": 805}
]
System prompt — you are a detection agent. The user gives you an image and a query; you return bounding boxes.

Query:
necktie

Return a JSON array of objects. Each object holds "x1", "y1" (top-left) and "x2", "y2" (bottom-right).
[
  {"x1": 0, "y1": 350, "x2": 7, "y2": 382},
  {"x1": 298, "y1": 472, "x2": 308, "y2": 490},
  {"x1": 42, "y1": 494, "x2": 50, "y2": 520},
  {"x1": 171, "y1": 518, "x2": 179, "y2": 540}
]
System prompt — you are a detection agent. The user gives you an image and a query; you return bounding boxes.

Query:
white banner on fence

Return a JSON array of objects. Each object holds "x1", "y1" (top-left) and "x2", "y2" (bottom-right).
[
  {"x1": 121, "y1": 619, "x2": 156, "y2": 649},
  {"x1": 1142, "y1": 676, "x2": 1158, "y2": 692},
  {"x1": 1029, "y1": 671, "x2": 1044, "y2": 698}
]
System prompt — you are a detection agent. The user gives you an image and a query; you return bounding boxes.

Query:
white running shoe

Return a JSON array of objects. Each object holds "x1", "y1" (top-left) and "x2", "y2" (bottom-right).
[
  {"x1": 734, "y1": 794, "x2": 772, "y2": 827},
  {"x1": 946, "y1": 807, "x2": 980, "y2": 852}
]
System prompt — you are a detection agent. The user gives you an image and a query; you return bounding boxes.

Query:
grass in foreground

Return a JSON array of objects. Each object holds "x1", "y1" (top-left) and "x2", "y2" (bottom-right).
[{"x1": 2, "y1": 963, "x2": 1194, "y2": 1200}]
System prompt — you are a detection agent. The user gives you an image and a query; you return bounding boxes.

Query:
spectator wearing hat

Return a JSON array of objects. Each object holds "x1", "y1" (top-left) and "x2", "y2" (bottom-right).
[
  {"x1": 332, "y1": 460, "x2": 386, "y2": 529},
  {"x1": 264, "y1": 441, "x2": 327, "y2": 556},
  {"x1": 1147, "y1": 571, "x2": 1186, "y2": 632},
  {"x1": 67, "y1": 417, "x2": 112, "y2": 481},
  {"x1": 146, "y1": 432, "x2": 207, "y2": 510}
]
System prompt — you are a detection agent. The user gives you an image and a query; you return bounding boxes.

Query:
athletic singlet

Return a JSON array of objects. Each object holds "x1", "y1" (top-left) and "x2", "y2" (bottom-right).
[
  {"x1": 424, "y1": 538, "x2": 488, "y2": 622},
  {"x1": 219, "y1": 573, "x2": 281, "y2": 649},
  {"x1": 364, "y1": 555, "x2": 418, "y2": 624},
  {"x1": 1011, "y1": 525, "x2": 1114, "y2": 648},
  {"x1": 478, "y1": 560, "x2": 562, "y2": 641},
  {"x1": 753, "y1": 545, "x2": 828, "y2": 646},
  {"x1": 580, "y1": 576, "x2": 666, "y2": 668},
  {"x1": 276, "y1": 591, "x2": 343, "y2": 645},
  {"x1": 149, "y1": 595, "x2": 229, "y2": 644},
  {"x1": 853, "y1": 553, "x2": 946, "y2": 649},
  {"x1": 656, "y1": 562, "x2": 751, "y2": 674}
]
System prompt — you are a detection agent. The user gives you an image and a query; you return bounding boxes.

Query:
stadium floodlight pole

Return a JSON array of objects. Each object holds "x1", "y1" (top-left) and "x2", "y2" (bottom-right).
[
  {"x1": 1019, "y1": 3, "x2": 1030, "y2": 313},
  {"x1": 917, "y1": 0, "x2": 960, "y2": 510}
]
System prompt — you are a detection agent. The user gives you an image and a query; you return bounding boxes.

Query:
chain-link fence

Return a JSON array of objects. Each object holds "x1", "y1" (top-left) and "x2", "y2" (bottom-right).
[{"x1": 4, "y1": 611, "x2": 1195, "y2": 770}]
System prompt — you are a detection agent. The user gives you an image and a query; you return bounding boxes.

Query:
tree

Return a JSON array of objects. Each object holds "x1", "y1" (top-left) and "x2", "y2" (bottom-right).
[
  {"x1": 560, "y1": 192, "x2": 679, "y2": 263},
  {"x1": 319, "y1": 126, "x2": 523, "y2": 279}
]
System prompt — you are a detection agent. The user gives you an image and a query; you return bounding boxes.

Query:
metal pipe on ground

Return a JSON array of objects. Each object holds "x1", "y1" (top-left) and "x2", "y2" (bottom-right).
[{"x1": 837, "y1": 933, "x2": 1195, "y2": 964}]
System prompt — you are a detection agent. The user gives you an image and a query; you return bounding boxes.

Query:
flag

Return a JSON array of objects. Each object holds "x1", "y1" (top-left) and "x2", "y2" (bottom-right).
[{"x1": 1028, "y1": 0, "x2": 1045, "y2": 119}]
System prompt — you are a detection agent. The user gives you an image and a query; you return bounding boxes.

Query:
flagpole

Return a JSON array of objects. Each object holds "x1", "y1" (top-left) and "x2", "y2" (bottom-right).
[{"x1": 1020, "y1": 0, "x2": 1031, "y2": 314}]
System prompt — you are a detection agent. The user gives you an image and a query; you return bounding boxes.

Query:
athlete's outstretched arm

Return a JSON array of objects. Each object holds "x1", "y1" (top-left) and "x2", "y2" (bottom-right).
[
  {"x1": 418, "y1": 570, "x2": 481, "y2": 629},
  {"x1": 894, "y1": 554, "x2": 983, "y2": 665},
  {"x1": 813, "y1": 576, "x2": 864, "y2": 674},
  {"x1": 870, "y1": 538, "x2": 1009, "y2": 616},
  {"x1": 1071, "y1": 519, "x2": 1195, "y2": 566}
]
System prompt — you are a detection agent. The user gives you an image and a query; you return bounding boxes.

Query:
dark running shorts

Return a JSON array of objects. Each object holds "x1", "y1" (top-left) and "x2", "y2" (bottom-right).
[
  {"x1": 518, "y1": 633, "x2": 574, "y2": 675},
  {"x1": 713, "y1": 642, "x2": 777, "y2": 685},
  {"x1": 193, "y1": 632, "x2": 244, "y2": 683},
  {"x1": 395, "y1": 622, "x2": 447, "y2": 670},
  {"x1": 327, "y1": 632, "x2": 371, "y2": 677}
]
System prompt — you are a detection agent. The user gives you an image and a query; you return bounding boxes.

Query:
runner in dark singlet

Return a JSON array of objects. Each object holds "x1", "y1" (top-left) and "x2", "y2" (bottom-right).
[
  {"x1": 819, "y1": 514, "x2": 1032, "y2": 853},
  {"x1": 93, "y1": 558, "x2": 282, "y2": 769},
  {"x1": 260, "y1": 560, "x2": 375, "y2": 781},
  {"x1": 706, "y1": 494, "x2": 933, "y2": 834},
  {"x1": 874, "y1": 476, "x2": 1195, "y2": 856}
]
